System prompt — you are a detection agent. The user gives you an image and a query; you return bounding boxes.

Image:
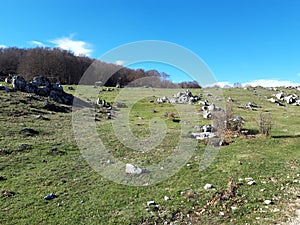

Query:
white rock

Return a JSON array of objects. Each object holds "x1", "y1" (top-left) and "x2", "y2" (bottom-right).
[
  {"x1": 107, "y1": 159, "x2": 113, "y2": 164},
  {"x1": 268, "y1": 98, "x2": 276, "y2": 103},
  {"x1": 147, "y1": 201, "x2": 157, "y2": 206},
  {"x1": 203, "y1": 110, "x2": 211, "y2": 119},
  {"x1": 231, "y1": 206, "x2": 238, "y2": 211},
  {"x1": 275, "y1": 92, "x2": 284, "y2": 100},
  {"x1": 264, "y1": 200, "x2": 273, "y2": 205},
  {"x1": 245, "y1": 177, "x2": 253, "y2": 182},
  {"x1": 204, "y1": 183, "x2": 213, "y2": 190},
  {"x1": 125, "y1": 163, "x2": 143, "y2": 174},
  {"x1": 164, "y1": 196, "x2": 170, "y2": 201},
  {"x1": 247, "y1": 180, "x2": 256, "y2": 186}
]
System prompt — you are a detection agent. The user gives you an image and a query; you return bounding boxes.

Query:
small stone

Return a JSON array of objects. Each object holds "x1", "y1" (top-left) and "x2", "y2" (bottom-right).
[
  {"x1": 204, "y1": 183, "x2": 213, "y2": 190},
  {"x1": 20, "y1": 128, "x2": 39, "y2": 135},
  {"x1": 107, "y1": 159, "x2": 113, "y2": 164},
  {"x1": 147, "y1": 201, "x2": 157, "y2": 206},
  {"x1": 219, "y1": 211, "x2": 225, "y2": 216},
  {"x1": 247, "y1": 180, "x2": 256, "y2": 186},
  {"x1": 245, "y1": 177, "x2": 253, "y2": 182},
  {"x1": 164, "y1": 196, "x2": 170, "y2": 201},
  {"x1": 231, "y1": 206, "x2": 238, "y2": 211},
  {"x1": 264, "y1": 200, "x2": 273, "y2": 205},
  {"x1": 19, "y1": 143, "x2": 30, "y2": 149},
  {"x1": 125, "y1": 163, "x2": 143, "y2": 174},
  {"x1": 44, "y1": 193, "x2": 56, "y2": 200}
]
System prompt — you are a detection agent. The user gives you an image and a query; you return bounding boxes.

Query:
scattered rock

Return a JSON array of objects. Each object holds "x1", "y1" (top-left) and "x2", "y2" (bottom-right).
[
  {"x1": 0, "y1": 84, "x2": 11, "y2": 92},
  {"x1": 219, "y1": 211, "x2": 225, "y2": 216},
  {"x1": 48, "y1": 148, "x2": 66, "y2": 155},
  {"x1": 227, "y1": 97, "x2": 234, "y2": 102},
  {"x1": 203, "y1": 110, "x2": 211, "y2": 119},
  {"x1": 275, "y1": 92, "x2": 284, "y2": 100},
  {"x1": 114, "y1": 102, "x2": 127, "y2": 108},
  {"x1": 146, "y1": 200, "x2": 159, "y2": 211},
  {"x1": 125, "y1": 163, "x2": 143, "y2": 174},
  {"x1": 164, "y1": 196, "x2": 170, "y2": 201},
  {"x1": 192, "y1": 132, "x2": 217, "y2": 140},
  {"x1": 35, "y1": 114, "x2": 50, "y2": 120},
  {"x1": 204, "y1": 183, "x2": 214, "y2": 190},
  {"x1": 20, "y1": 128, "x2": 39, "y2": 135},
  {"x1": 107, "y1": 159, "x2": 114, "y2": 164},
  {"x1": 44, "y1": 193, "x2": 56, "y2": 200},
  {"x1": 18, "y1": 143, "x2": 31, "y2": 149},
  {"x1": 231, "y1": 206, "x2": 238, "y2": 211},
  {"x1": 0, "y1": 190, "x2": 15, "y2": 198},
  {"x1": 0, "y1": 149, "x2": 12, "y2": 155},
  {"x1": 8, "y1": 75, "x2": 74, "y2": 105},
  {"x1": 147, "y1": 201, "x2": 157, "y2": 206},
  {"x1": 247, "y1": 180, "x2": 256, "y2": 186},
  {"x1": 264, "y1": 200, "x2": 273, "y2": 205}
]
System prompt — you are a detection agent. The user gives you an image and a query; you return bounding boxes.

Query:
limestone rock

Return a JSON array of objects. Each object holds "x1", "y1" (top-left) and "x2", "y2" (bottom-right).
[{"x1": 125, "y1": 163, "x2": 143, "y2": 174}]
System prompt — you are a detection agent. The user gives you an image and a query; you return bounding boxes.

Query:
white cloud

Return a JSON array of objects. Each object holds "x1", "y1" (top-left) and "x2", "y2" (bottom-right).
[
  {"x1": 51, "y1": 37, "x2": 92, "y2": 56},
  {"x1": 115, "y1": 60, "x2": 125, "y2": 66},
  {"x1": 243, "y1": 79, "x2": 300, "y2": 87},
  {"x1": 205, "y1": 79, "x2": 300, "y2": 88},
  {"x1": 30, "y1": 40, "x2": 45, "y2": 47},
  {"x1": 0, "y1": 44, "x2": 7, "y2": 48},
  {"x1": 204, "y1": 81, "x2": 233, "y2": 88}
]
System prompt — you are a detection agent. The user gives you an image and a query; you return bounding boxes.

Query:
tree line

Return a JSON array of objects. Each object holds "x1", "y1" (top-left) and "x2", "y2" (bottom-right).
[{"x1": 0, "y1": 47, "x2": 201, "y2": 88}]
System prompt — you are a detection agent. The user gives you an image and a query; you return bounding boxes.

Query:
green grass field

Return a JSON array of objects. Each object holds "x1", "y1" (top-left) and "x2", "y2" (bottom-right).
[{"x1": 1, "y1": 85, "x2": 300, "y2": 224}]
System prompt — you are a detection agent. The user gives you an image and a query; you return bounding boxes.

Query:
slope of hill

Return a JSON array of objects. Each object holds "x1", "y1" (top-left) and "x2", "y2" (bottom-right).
[{"x1": 1, "y1": 85, "x2": 300, "y2": 224}]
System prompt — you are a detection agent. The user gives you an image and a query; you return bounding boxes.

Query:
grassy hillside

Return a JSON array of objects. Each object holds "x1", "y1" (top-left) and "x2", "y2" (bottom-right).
[{"x1": 1, "y1": 85, "x2": 300, "y2": 224}]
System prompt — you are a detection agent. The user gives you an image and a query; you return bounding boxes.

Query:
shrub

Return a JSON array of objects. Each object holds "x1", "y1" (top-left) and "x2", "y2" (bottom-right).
[{"x1": 257, "y1": 112, "x2": 273, "y2": 136}]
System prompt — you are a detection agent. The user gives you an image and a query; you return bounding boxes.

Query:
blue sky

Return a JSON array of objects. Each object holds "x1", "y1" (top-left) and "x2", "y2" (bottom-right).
[{"x1": 1, "y1": 0, "x2": 300, "y2": 86}]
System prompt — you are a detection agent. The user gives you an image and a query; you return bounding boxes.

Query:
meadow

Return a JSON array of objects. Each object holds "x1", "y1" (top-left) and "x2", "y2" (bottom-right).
[{"x1": 1, "y1": 84, "x2": 300, "y2": 224}]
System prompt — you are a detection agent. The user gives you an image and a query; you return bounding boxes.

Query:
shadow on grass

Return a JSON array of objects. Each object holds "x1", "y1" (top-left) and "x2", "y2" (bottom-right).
[
  {"x1": 272, "y1": 134, "x2": 300, "y2": 139},
  {"x1": 241, "y1": 129, "x2": 259, "y2": 135}
]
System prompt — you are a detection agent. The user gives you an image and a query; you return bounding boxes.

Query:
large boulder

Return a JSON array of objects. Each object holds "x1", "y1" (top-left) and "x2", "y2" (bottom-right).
[
  {"x1": 32, "y1": 76, "x2": 51, "y2": 87},
  {"x1": 284, "y1": 94, "x2": 298, "y2": 104},
  {"x1": 12, "y1": 75, "x2": 27, "y2": 91},
  {"x1": 11, "y1": 75, "x2": 74, "y2": 105}
]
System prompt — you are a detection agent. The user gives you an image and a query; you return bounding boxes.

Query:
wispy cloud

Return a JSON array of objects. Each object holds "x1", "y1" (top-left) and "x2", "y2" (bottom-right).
[
  {"x1": 297, "y1": 73, "x2": 300, "y2": 77},
  {"x1": 50, "y1": 36, "x2": 92, "y2": 56},
  {"x1": 29, "y1": 40, "x2": 45, "y2": 47},
  {"x1": 0, "y1": 44, "x2": 7, "y2": 48},
  {"x1": 115, "y1": 60, "x2": 125, "y2": 66}
]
